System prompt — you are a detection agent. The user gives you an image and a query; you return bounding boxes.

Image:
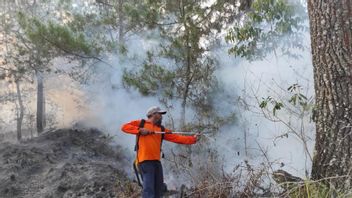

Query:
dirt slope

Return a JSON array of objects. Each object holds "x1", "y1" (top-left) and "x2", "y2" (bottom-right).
[{"x1": 0, "y1": 128, "x2": 131, "y2": 198}]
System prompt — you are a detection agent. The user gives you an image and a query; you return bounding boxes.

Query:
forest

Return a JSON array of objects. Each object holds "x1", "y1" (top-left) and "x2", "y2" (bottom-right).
[{"x1": 0, "y1": 0, "x2": 351, "y2": 197}]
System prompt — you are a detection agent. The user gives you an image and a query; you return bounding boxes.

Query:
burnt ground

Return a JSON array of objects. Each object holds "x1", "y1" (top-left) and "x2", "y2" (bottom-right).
[{"x1": 0, "y1": 128, "x2": 137, "y2": 198}]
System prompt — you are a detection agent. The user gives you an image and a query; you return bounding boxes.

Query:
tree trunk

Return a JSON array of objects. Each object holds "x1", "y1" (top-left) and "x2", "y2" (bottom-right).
[
  {"x1": 308, "y1": 0, "x2": 352, "y2": 188},
  {"x1": 36, "y1": 70, "x2": 45, "y2": 134},
  {"x1": 180, "y1": 8, "x2": 192, "y2": 129},
  {"x1": 15, "y1": 79, "x2": 24, "y2": 141},
  {"x1": 182, "y1": 11, "x2": 193, "y2": 167},
  {"x1": 117, "y1": 0, "x2": 124, "y2": 45}
]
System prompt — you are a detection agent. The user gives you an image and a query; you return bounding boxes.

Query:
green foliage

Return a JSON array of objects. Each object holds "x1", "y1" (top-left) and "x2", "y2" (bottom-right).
[
  {"x1": 259, "y1": 83, "x2": 313, "y2": 116},
  {"x1": 259, "y1": 96, "x2": 283, "y2": 116},
  {"x1": 0, "y1": 6, "x2": 28, "y2": 74},
  {"x1": 66, "y1": 12, "x2": 119, "y2": 53},
  {"x1": 17, "y1": 12, "x2": 95, "y2": 57},
  {"x1": 124, "y1": 2, "x2": 159, "y2": 29},
  {"x1": 226, "y1": 0, "x2": 307, "y2": 60},
  {"x1": 122, "y1": 0, "x2": 234, "y2": 102},
  {"x1": 288, "y1": 83, "x2": 310, "y2": 111},
  {"x1": 122, "y1": 52, "x2": 176, "y2": 96},
  {"x1": 121, "y1": 0, "x2": 238, "y2": 132},
  {"x1": 287, "y1": 83, "x2": 315, "y2": 116}
]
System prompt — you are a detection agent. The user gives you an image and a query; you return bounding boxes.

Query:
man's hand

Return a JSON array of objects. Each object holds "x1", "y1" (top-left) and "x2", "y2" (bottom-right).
[
  {"x1": 139, "y1": 128, "x2": 153, "y2": 135},
  {"x1": 193, "y1": 132, "x2": 201, "y2": 142}
]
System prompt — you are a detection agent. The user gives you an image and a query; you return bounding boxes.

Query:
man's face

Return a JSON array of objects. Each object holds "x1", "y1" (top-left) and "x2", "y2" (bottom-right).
[
  {"x1": 154, "y1": 113, "x2": 162, "y2": 120},
  {"x1": 153, "y1": 113, "x2": 163, "y2": 125}
]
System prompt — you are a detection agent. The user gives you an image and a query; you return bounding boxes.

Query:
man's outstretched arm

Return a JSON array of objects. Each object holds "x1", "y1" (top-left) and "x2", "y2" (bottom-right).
[
  {"x1": 164, "y1": 129, "x2": 197, "y2": 144},
  {"x1": 121, "y1": 120, "x2": 141, "y2": 135}
]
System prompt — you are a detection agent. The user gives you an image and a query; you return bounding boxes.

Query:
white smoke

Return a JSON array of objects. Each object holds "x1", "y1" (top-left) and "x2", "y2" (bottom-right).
[
  {"x1": 66, "y1": 7, "x2": 315, "y2": 189},
  {"x1": 212, "y1": 29, "x2": 315, "y2": 178},
  {"x1": 0, "y1": 0, "x2": 314, "y2": 187}
]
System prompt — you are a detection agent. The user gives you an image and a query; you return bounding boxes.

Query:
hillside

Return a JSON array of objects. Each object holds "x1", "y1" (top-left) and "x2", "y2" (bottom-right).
[{"x1": 0, "y1": 128, "x2": 137, "y2": 198}]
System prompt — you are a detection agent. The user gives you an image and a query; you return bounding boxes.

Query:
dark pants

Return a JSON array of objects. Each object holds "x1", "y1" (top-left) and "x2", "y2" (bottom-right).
[{"x1": 139, "y1": 160, "x2": 164, "y2": 198}]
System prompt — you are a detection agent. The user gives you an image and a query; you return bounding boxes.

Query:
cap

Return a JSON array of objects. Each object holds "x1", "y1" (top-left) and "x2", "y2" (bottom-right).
[{"x1": 146, "y1": 106, "x2": 167, "y2": 117}]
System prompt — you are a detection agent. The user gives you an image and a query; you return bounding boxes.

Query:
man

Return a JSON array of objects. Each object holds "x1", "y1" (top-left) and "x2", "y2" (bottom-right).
[{"x1": 121, "y1": 106, "x2": 200, "y2": 198}]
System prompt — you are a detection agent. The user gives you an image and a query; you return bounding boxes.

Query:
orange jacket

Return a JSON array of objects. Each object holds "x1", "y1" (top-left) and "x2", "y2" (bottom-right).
[{"x1": 121, "y1": 119, "x2": 196, "y2": 163}]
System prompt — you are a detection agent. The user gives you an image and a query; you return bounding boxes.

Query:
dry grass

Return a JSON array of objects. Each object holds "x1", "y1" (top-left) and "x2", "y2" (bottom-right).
[
  {"x1": 277, "y1": 176, "x2": 352, "y2": 198},
  {"x1": 177, "y1": 161, "x2": 276, "y2": 198},
  {"x1": 115, "y1": 180, "x2": 141, "y2": 198}
]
